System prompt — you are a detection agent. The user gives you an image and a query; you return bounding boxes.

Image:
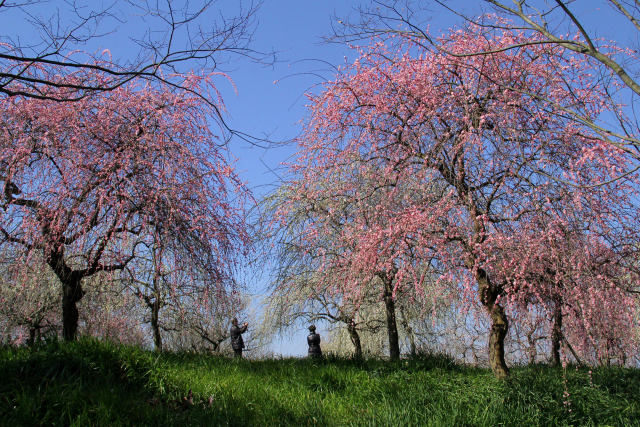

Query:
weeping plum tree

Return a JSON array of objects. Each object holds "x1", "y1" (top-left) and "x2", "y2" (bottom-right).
[
  {"x1": 0, "y1": 74, "x2": 250, "y2": 341},
  {"x1": 290, "y1": 26, "x2": 639, "y2": 377},
  {"x1": 265, "y1": 182, "x2": 385, "y2": 359},
  {"x1": 271, "y1": 153, "x2": 444, "y2": 360},
  {"x1": 492, "y1": 221, "x2": 639, "y2": 366}
]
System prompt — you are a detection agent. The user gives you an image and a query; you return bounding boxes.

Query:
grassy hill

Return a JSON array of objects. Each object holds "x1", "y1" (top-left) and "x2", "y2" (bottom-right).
[{"x1": 1, "y1": 339, "x2": 639, "y2": 426}]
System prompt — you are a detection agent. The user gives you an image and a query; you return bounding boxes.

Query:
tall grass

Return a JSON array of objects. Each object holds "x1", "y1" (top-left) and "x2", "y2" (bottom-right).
[{"x1": 1, "y1": 339, "x2": 638, "y2": 426}]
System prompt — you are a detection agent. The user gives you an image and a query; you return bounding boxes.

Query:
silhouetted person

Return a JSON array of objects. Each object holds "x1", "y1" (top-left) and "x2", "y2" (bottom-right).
[
  {"x1": 230, "y1": 317, "x2": 248, "y2": 358},
  {"x1": 307, "y1": 325, "x2": 322, "y2": 358}
]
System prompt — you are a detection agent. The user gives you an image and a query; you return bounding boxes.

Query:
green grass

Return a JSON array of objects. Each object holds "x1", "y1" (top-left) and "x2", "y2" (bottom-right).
[{"x1": 1, "y1": 339, "x2": 639, "y2": 426}]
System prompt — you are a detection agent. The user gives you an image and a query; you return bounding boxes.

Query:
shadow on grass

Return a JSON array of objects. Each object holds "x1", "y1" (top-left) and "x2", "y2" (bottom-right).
[{"x1": 0, "y1": 340, "x2": 328, "y2": 426}]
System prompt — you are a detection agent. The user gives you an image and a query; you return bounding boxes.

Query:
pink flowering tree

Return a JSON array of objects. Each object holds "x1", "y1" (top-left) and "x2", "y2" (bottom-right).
[
  {"x1": 491, "y1": 220, "x2": 639, "y2": 366},
  {"x1": 0, "y1": 251, "x2": 60, "y2": 345},
  {"x1": 270, "y1": 154, "x2": 448, "y2": 360},
  {"x1": 0, "y1": 74, "x2": 251, "y2": 341},
  {"x1": 287, "y1": 26, "x2": 639, "y2": 376}
]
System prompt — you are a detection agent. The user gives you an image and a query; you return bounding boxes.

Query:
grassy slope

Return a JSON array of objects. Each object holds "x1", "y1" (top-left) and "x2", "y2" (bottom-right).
[{"x1": 1, "y1": 339, "x2": 639, "y2": 426}]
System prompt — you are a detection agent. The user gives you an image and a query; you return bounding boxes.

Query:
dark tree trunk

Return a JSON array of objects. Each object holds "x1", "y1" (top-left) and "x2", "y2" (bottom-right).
[
  {"x1": 551, "y1": 298, "x2": 563, "y2": 367},
  {"x1": 48, "y1": 249, "x2": 85, "y2": 341},
  {"x1": 346, "y1": 319, "x2": 362, "y2": 359},
  {"x1": 151, "y1": 298, "x2": 162, "y2": 351},
  {"x1": 62, "y1": 279, "x2": 84, "y2": 341},
  {"x1": 28, "y1": 327, "x2": 36, "y2": 346},
  {"x1": 476, "y1": 267, "x2": 509, "y2": 378},
  {"x1": 382, "y1": 273, "x2": 400, "y2": 361},
  {"x1": 526, "y1": 327, "x2": 537, "y2": 365},
  {"x1": 488, "y1": 303, "x2": 509, "y2": 377}
]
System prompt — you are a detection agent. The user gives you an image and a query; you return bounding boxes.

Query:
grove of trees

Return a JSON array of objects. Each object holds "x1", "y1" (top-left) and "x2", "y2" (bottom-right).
[
  {"x1": 267, "y1": 17, "x2": 640, "y2": 377},
  {"x1": 1, "y1": 0, "x2": 640, "y2": 379}
]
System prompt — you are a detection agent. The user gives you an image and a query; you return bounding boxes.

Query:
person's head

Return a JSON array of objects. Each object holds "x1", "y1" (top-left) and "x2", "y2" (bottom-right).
[
  {"x1": 308, "y1": 325, "x2": 316, "y2": 332},
  {"x1": 232, "y1": 317, "x2": 238, "y2": 326}
]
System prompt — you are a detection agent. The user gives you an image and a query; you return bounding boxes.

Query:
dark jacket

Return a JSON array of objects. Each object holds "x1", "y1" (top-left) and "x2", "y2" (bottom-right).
[
  {"x1": 307, "y1": 332, "x2": 322, "y2": 357},
  {"x1": 230, "y1": 324, "x2": 247, "y2": 350}
]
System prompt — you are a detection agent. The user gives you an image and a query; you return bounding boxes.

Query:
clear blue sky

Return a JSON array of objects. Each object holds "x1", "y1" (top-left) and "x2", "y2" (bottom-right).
[{"x1": 222, "y1": 1, "x2": 358, "y2": 195}]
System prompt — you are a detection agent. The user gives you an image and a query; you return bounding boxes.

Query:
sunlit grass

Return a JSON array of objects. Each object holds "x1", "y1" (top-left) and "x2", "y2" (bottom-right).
[{"x1": 1, "y1": 339, "x2": 638, "y2": 426}]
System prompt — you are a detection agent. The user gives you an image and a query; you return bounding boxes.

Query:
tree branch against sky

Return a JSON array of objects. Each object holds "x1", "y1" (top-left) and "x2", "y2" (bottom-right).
[
  {"x1": 0, "y1": 0, "x2": 273, "y2": 145},
  {"x1": 331, "y1": 0, "x2": 640, "y2": 167},
  {"x1": 0, "y1": 0, "x2": 263, "y2": 97}
]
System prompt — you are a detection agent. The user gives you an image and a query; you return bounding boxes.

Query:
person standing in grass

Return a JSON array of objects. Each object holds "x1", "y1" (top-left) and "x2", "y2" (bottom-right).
[
  {"x1": 307, "y1": 325, "x2": 322, "y2": 358},
  {"x1": 230, "y1": 318, "x2": 248, "y2": 358}
]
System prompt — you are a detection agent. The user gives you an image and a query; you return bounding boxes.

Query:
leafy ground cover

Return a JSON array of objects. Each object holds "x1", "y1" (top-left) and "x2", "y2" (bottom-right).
[{"x1": 1, "y1": 339, "x2": 638, "y2": 426}]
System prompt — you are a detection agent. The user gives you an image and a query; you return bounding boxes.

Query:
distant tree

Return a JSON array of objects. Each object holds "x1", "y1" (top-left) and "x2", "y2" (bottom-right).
[
  {"x1": 122, "y1": 231, "x2": 187, "y2": 352},
  {"x1": 263, "y1": 184, "x2": 383, "y2": 359},
  {"x1": 126, "y1": 246, "x2": 171, "y2": 351},
  {"x1": 0, "y1": 75, "x2": 251, "y2": 341},
  {"x1": 0, "y1": 252, "x2": 60, "y2": 345},
  {"x1": 79, "y1": 274, "x2": 148, "y2": 347},
  {"x1": 266, "y1": 271, "x2": 384, "y2": 359},
  {"x1": 266, "y1": 161, "x2": 441, "y2": 360}
]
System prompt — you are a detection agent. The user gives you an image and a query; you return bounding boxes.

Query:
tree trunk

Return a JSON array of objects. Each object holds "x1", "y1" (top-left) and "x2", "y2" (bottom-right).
[
  {"x1": 551, "y1": 298, "x2": 562, "y2": 367},
  {"x1": 526, "y1": 327, "x2": 537, "y2": 365},
  {"x1": 476, "y1": 267, "x2": 509, "y2": 378},
  {"x1": 382, "y1": 274, "x2": 400, "y2": 361},
  {"x1": 62, "y1": 279, "x2": 84, "y2": 341},
  {"x1": 346, "y1": 319, "x2": 362, "y2": 359},
  {"x1": 48, "y1": 249, "x2": 85, "y2": 341},
  {"x1": 488, "y1": 303, "x2": 509, "y2": 378},
  {"x1": 151, "y1": 298, "x2": 162, "y2": 351},
  {"x1": 28, "y1": 327, "x2": 36, "y2": 346},
  {"x1": 399, "y1": 306, "x2": 416, "y2": 357}
]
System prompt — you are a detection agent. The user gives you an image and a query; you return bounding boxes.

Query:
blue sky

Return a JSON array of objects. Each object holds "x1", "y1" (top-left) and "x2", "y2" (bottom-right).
[
  {"x1": 222, "y1": 1, "x2": 358, "y2": 195},
  {"x1": 213, "y1": 1, "x2": 366, "y2": 355}
]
